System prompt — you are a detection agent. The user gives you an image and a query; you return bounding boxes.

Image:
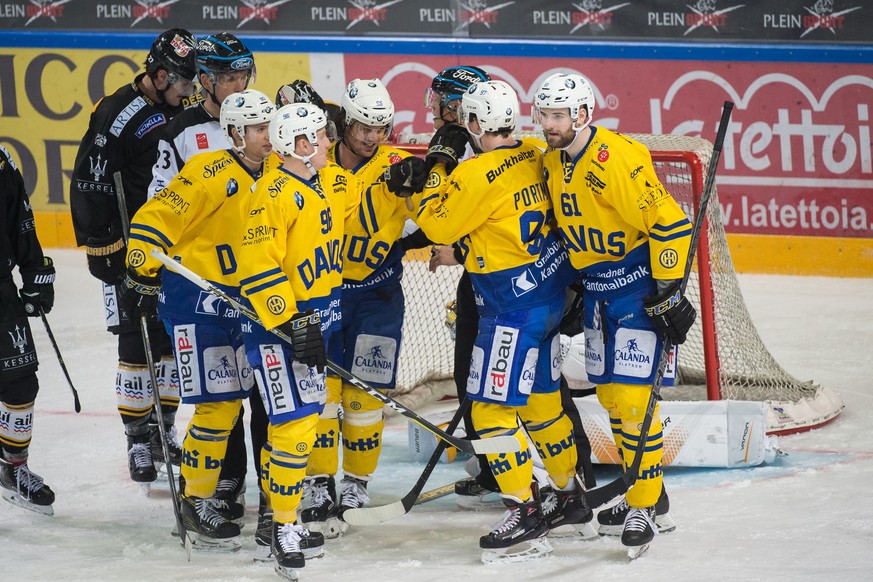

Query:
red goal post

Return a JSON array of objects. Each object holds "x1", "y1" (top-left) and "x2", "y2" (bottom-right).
[{"x1": 390, "y1": 132, "x2": 843, "y2": 435}]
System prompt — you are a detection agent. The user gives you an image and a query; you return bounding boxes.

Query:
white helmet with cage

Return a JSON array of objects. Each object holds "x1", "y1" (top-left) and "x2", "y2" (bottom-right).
[
  {"x1": 341, "y1": 78, "x2": 394, "y2": 129},
  {"x1": 220, "y1": 89, "x2": 276, "y2": 150},
  {"x1": 532, "y1": 72, "x2": 596, "y2": 131},
  {"x1": 460, "y1": 80, "x2": 519, "y2": 137},
  {"x1": 270, "y1": 103, "x2": 327, "y2": 156}
]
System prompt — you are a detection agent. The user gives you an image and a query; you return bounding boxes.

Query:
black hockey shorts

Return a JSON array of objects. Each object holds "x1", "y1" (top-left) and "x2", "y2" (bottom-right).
[{"x1": 0, "y1": 277, "x2": 39, "y2": 382}]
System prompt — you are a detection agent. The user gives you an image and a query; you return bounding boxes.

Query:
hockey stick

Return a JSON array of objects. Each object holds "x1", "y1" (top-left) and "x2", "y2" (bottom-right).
[
  {"x1": 582, "y1": 101, "x2": 735, "y2": 510},
  {"x1": 115, "y1": 171, "x2": 192, "y2": 557},
  {"x1": 150, "y1": 249, "x2": 520, "y2": 458},
  {"x1": 37, "y1": 309, "x2": 81, "y2": 413},
  {"x1": 343, "y1": 397, "x2": 472, "y2": 525}
]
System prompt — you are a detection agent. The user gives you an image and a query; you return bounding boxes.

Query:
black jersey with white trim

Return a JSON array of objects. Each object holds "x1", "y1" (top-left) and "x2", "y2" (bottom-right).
[
  {"x1": 1, "y1": 146, "x2": 46, "y2": 281},
  {"x1": 70, "y1": 73, "x2": 182, "y2": 246},
  {"x1": 147, "y1": 102, "x2": 227, "y2": 199}
]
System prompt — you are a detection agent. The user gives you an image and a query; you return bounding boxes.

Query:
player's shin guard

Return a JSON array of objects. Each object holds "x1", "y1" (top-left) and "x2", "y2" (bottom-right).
[
  {"x1": 595, "y1": 383, "x2": 625, "y2": 462},
  {"x1": 340, "y1": 386, "x2": 384, "y2": 479},
  {"x1": 154, "y1": 356, "x2": 180, "y2": 423},
  {"x1": 471, "y1": 402, "x2": 532, "y2": 498},
  {"x1": 0, "y1": 401, "x2": 33, "y2": 454},
  {"x1": 522, "y1": 392, "x2": 578, "y2": 488},
  {"x1": 181, "y1": 400, "x2": 241, "y2": 499},
  {"x1": 269, "y1": 414, "x2": 318, "y2": 523},
  {"x1": 115, "y1": 363, "x2": 153, "y2": 434},
  {"x1": 306, "y1": 398, "x2": 340, "y2": 477},
  {"x1": 613, "y1": 383, "x2": 664, "y2": 508}
]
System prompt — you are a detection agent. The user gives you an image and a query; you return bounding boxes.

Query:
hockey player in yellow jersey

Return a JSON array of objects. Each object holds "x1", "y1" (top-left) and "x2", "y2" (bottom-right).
[
  {"x1": 533, "y1": 72, "x2": 693, "y2": 557},
  {"x1": 236, "y1": 102, "x2": 362, "y2": 577},
  {"x1": 398, "y1": 80, "x2": 584, "y2": 563},
  {"x1": 122, "y1": 89, "x2": 282, "y2": 551},
  {"x1": 299, "y1": 78, "x2": 413, "y2": 537}
]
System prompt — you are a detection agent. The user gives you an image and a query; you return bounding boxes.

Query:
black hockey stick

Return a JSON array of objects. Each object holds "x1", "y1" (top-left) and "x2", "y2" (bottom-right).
[
  {"x1": 151, "y1": 250, "x2": 520, "y2": 458},
  {"x1": 115, "y1": 171, "x2": 193, "y2": 558},
  {"x1": 37, "y1": 309, "x2": 81, "y2": 413},
  {"x1": 343, "y1": 398, "x2": 472, "y2": 525},
  {"x1": 582, "y1": 101, "x2": 735, "y2": 510}
]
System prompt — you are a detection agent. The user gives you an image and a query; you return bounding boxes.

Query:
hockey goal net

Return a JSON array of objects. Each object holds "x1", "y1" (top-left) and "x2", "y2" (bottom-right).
[{"x1": 390, "y1": 132, "x2": 844, "y2": 436}]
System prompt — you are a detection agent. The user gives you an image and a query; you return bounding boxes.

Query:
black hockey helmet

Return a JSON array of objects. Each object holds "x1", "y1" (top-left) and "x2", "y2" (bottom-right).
[
  {"x1": 430, "y1": 66, "x2": 491, "y2": 104},
  {"x1": 145, "y1": 28, "x2": 197, "y2": 82},
  {"x1": 197, "y1": 33, "x2": 255, "y2": 80}
]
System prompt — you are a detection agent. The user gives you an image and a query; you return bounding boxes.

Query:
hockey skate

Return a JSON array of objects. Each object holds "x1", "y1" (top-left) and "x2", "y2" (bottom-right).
[
  {"x1": 300, "y1": 475, "x2": 343, "y2": 539},
  {"x1": 541, "y1": 478, "x2": 598, "y2": 540},
  {"x1": 272, "y1": 521, "x2": 326, "y2": 581},
  {"x1": 149, "y1": 423, "x2": 182, "y2": 482},
  {"x1": 336, "y1": 475, "x2": 369, "y2": 533},
  {"x1": 127, "y1": 434, "x2": 157, "y2": 494},
  {"x1": 479, "y1": 487, "x2": 553, "y2": 564},
  {"x1": 254, "y1": 490, "x2": 275, "y2": 563},
  {"x1": 0, "y1": 457, "x2": 55, "y2": 516},
  {"x1": 180, "y1": 494, "x2": 242, "y2": 552},
  {"x1": 213, "y1": 476, "x2": 246, "y2": 525},
  {"x1": 597, "y1": 485, "x2": 675, "y2": 536},
  {"x1": 622, "y1": 506, "x2": 658, "y2": 560}
]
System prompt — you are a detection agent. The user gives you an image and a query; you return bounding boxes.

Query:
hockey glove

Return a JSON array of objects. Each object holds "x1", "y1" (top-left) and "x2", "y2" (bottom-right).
[
  {"x1": 425, "y1": 124, "x2": 469, "y2": 175},
  {"x1": 276, "y1": 79, "x2": 327, "y2": 111},
  {"x1": 85, "y1": 233, "x2": 127, "y2": 285},
  {"x1": 19, "y1": 256, "x2": 56, "y2": 316},
  {"x1": 643, "y1": 280, "x2": 697, "y2": 345},
  {"x1": 383, "y1": 156, "x2": 428, "y2": 197},
  {"x1": 120, "y1": 268, "x2": 161, "y2": 319},
  {"x1": 276, "y1": 310, "x2": 326, "y2": 373}
]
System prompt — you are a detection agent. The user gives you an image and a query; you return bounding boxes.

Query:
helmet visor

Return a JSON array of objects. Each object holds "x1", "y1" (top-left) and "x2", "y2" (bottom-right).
[
  {"x1": 166, "y1": 72, "x2": 199, "y2": 97},
  {"x1": 347, "y1": 120, "x2": 390, "y2": 143}
]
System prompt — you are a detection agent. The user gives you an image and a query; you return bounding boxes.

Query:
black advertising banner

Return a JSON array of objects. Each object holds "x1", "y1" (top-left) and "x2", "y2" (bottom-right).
[{"x1": 0, "y1": 0, "x2": 869, "y2": 43}]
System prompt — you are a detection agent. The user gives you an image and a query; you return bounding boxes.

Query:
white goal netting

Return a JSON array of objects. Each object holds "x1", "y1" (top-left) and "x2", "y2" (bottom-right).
[{"x1": 390, "y1": 133, "x2": 844, "y2": 435}]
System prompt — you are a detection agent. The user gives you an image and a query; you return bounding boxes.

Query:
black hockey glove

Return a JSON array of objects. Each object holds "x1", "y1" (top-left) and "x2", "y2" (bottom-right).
[
  {"x1": 276, "y1": 79, "x2": 327, "y2": 112},
  {"x1": 425, "y1": 124, "x2": 469, "y2": 175},
  {"x1": 20, "y1": 256, "x2": 56, "y2": 316},
  {"x1": 120, "y1": 268, "x2": 161, "y2": 320},
  {"x1": 383, "y1": 156, "x2": 428, "y2": 197},
  {"x1": 85, "y1": 234, "x2": 127, "y2": 285},
  {"x1": 643, "y1": 280, "x2": 697, "y2": 345},
  {"x1": 276, "y1": 310, "x2": 326, "y2": 373}
]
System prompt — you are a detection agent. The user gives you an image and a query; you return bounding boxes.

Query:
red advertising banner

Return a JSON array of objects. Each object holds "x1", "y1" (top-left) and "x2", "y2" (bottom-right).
[{"x1": 346, "y1": 55, "x2": 873, "y2": 239}]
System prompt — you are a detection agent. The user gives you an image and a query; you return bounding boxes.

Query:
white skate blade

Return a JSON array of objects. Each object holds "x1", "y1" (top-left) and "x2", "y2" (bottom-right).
[
  {"x1": 275, "y1": 564, "x2": 301, "y2": 581},
  {"x1": 253, "y1": 543, "x2": 273, "y2": 563},
  {"x1": 480, "y1": 537, "x2": 553, "y2": 564},
  {"x1": 191, "y1": 534, "x2": 242, "y2": 553},
  {"x1": 137, "y1": 482, "x2": 151, "y2": 497},
  {"x1": 548, "y1": 521, "x2": 599, "y2": 540},
  {"x1": 456, "y1": 491, "x2": 502, "y2": 511},
  {"x1": 304, "y1": 516, "x2": 344, "y2": 539},
  {"x1": 1, "y1": 490, "x2": 54, "y2": 516},
  {"x1": 628, "y1": 543, "x2": 650, "y2": 560}
]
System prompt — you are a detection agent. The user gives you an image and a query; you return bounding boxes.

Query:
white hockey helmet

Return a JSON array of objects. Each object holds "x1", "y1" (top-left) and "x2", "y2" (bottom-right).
[
  {"x1": 532, "y1": 73, "x2": 595, "y2": 130},
  {"x1": 341, "y1": 78, "x2": 394, "y2": 128},
  {"x1": 460, "y1": 80, "x2": 519, "y2": 135},
  {"x1": 220, "y1": 89, "x2": 276, "y2": 149},
  {"x1": 269, "y1": 103, "x2": 328, "y2": 157}
]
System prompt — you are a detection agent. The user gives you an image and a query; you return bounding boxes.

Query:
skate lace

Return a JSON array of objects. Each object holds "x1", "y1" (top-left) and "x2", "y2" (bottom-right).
[
  {"x1": 624, "y1": 507, "x2": 656, "y2": 534},
  {"x1": 541, "y1": 489, "x2": 557, "y2": 518},
  {"x1": 14, "y1": 464, "x2": 45, "y2": 500},
  {"x1": 215, "y1": 477, "x2": 243, "y2": 499},
  {"x1": 609, "y1": 497, "x2": 629, "y2": 517},
  {"x1": 277, "y1": 522, "x2": 303, "y2": 553},
  {"x1": 310, "y1": 479, "x2": 332, "y2": 508},
  {"x1": 340, "y1": 478, "x2": 369, "y2": 509},
  {"x1": 128, "y1": 442, "x2": 152, "y2": 469},
  {"x1": 490, "y1": 506, "x2": 522, "y2": 535},
  {"x1": 199, "y1": 498, "x2": 230, "y2": 529}
]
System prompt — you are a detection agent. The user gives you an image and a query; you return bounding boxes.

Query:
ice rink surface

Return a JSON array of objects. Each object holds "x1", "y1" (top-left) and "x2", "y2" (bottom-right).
[{"x1": 2, "y1": 249, "x2": 871, "y2": 581}]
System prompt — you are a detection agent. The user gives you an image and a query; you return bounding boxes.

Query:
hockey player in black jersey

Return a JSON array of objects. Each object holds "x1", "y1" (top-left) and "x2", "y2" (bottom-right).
[
  {"x1": 0, "y1": 146, "x2": 57, "y2": 515},
  {"x1": 146, "y1": 31, "x2": 262, "y2": 531},
  {"x1": 70, "y1": 28, "x2": 197, "y2": 488}
]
